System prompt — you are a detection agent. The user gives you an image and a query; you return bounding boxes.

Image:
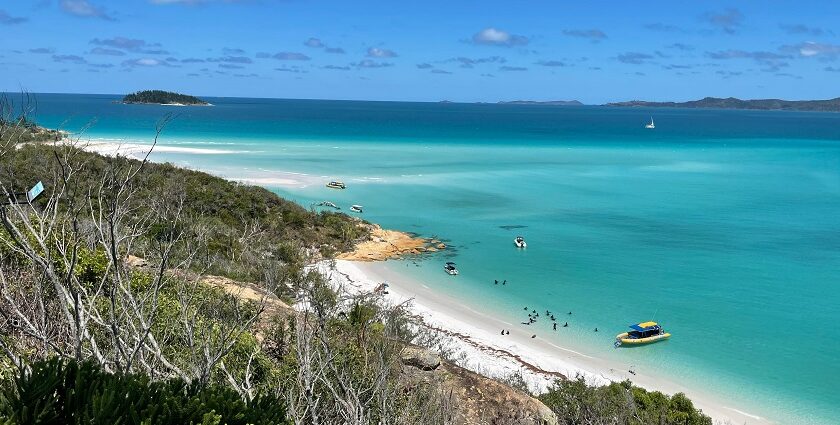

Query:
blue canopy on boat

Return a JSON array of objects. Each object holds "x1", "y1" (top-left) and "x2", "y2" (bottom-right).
[{"x1": 629, "y1": 322, "x2": 660, "y2": 332}]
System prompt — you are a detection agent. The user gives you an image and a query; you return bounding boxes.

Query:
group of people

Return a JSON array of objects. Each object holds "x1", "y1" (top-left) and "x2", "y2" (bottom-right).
[
  {"x1": 492, "y1": 280, "x2": 601, "y2": 339},
  {"x1": 499, "y1": 306, "x2": 599, "y2": 339}
]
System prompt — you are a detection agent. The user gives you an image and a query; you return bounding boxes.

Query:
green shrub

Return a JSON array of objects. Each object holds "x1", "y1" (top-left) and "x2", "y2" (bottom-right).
[
  {"x1": 0, "y1": 358, "x2": 289, "y2": 425},
  {"x1": 539, "y1": 376, "x2": 712, "y2": 425}
]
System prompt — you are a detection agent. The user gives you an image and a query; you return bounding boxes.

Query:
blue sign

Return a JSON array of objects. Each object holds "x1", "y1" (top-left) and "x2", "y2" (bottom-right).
[{"x1": 26, "y1": 181, "x2": 44, "y2": 202}]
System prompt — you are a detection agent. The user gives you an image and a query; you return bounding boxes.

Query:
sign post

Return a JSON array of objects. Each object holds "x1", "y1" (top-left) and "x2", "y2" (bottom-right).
[{"x1": 26, "y1": 181, "x2": 44, "y2": 202}]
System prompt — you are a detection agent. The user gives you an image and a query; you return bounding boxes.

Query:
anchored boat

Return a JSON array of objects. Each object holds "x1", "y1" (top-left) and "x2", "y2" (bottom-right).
[
  {"x1": 443, "y1": 262, "x2": 458, "y2": 275},
  {"x1": 614, "y1": 321, "x2": 670, "y2": 347},
  {"x1": 326, "y1": 181, "x2": 346, "y2": 189},
  {"x1": 350, "y1": 205, "x2": 363, "y2": 213},
  {"x1": 317, "y1": 201, "x2": 340, "y2": 209},
  {"x1": 514, "y1": 236, "x2": 527, "y2": 248},
  {"x1": 645, "y1": 117, "x2": 655, "y2": 129}
]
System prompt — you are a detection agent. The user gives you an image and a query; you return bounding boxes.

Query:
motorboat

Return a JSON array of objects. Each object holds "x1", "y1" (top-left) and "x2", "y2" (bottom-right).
[
  {"x1": 514, "y1": 236, "x2": 527, "y2": 248},
  {"x1": 317, "y1": 201, "x2": 340, "y2": 210},
  {"x1": 326, "y1": 181, "x2": 346, "y2": 189},
  {"x1": 614, "y1": 321, "x2": 670, "y2": 347},
  {"x1": 443, "y1": 262, "x2": 458, "y2": 275},
  {"x1": 645, "y1": 117, "x2": 655, "y2": 129},
  {"x1": 350, "y1": 205, "x2": 363, "y2": 213}
]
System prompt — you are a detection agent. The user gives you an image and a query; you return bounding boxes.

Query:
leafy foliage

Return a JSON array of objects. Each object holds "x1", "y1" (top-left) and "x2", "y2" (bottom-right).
[
  {"x1": 2, "y1": 143, "x2": 369, "y2": 282},
  {"x1": 0, "y1": 358, "x2": 288, "y2": 425},
  {"x1": 539, "y1": 376, "x2": 712, "y2": 425},
  {"x1": 122, "y1": 90, "x2": 209, "y2": 105}
]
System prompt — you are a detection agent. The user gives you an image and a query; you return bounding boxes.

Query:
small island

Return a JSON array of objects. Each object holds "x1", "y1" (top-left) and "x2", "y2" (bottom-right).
[
  {"x1": 122, "y1": 90, "x2": 211, "y2": 106},
  {"x1": 498, "y1": 100, "x2": 583, "y2": 106},
  {"x1": 606, "y1": 96, "x2": 840, "y2": 112}
]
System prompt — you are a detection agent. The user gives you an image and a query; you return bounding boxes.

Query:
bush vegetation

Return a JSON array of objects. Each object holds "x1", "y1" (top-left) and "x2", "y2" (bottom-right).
[
  {"x1": 0, "y1": 358, "x2": 288, "y2": 425},
  {"x1": 539, "y1": 376, "x2": 712, "y2": 425}
]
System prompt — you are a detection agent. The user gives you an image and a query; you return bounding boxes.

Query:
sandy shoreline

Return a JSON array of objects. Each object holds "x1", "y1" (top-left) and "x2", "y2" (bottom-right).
[{"x1": 318, "y1": 259, "x2": 772, "y2": 425}]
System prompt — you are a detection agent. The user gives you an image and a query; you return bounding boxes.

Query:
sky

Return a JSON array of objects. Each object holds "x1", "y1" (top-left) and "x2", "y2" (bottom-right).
[{"x1": 1, "y1": 0, "x2": 839, "y2": 103}]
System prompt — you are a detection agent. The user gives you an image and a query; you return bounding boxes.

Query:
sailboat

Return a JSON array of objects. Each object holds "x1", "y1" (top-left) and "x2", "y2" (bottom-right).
[{"x1": 645, "y1": 117, "x2": 655, "y2": 129}]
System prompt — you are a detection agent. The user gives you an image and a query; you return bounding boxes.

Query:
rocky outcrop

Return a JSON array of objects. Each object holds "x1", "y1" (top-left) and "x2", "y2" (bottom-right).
[
  {"x1": 337, "y1": 223, "x2": 446, "y2": 261},
  {"x1": 400, "y1": 346, "x2": 558, "y2": 425},
  {"x1": 401, "y1": 346, "x2": 442, "y2": 371}
]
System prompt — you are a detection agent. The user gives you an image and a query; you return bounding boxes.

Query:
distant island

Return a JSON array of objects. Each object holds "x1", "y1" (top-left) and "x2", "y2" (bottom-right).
[
  {"x1": 122, "y1": 90, "x2": 210, "y2": 106},
  {"x1": 606, "y1": 96, "x2": 840, "y2": 112},
  {"x1": 498, "y1": 100, "x2": 583, "y2": 106}
]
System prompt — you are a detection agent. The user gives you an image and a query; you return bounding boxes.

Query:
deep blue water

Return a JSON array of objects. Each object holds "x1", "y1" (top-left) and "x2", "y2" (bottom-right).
[{"x1": 19, "y1": 93, "x2": 840, "y2": 425}]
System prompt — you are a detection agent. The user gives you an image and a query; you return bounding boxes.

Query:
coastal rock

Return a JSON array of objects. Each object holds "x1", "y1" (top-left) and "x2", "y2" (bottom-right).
[
  {"x1": 401, "y1": 346, "x2": 441, "y2": 371},
  {"x1": 400, "y1": 349, "x2": 557, "y2": 425},
  {"x1": 337, "y1": 224, "x2": 432, "y2": 261}
]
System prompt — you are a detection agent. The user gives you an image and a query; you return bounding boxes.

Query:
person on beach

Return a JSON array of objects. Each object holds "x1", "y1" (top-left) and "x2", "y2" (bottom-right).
[
  {"x1": 506, "y1": 330, "x2": 510, "y2": 335},
  {"x1": 563, "y1": 322, "x2": 568, "y2": 327},
  {"x1": 501, "y1": 330, "x2": 504, "y2": 335},
  {"x1": 553, "y1": 323, "x2": 557, "y2": 330},
  {"x1": 531, "y1": 334, "x2": 536, "y2": 338}
]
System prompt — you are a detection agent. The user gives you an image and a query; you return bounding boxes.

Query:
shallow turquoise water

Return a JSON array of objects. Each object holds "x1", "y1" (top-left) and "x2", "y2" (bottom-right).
[{"x1": 27, "y1": 93, "x2": 840, "y2": 424}]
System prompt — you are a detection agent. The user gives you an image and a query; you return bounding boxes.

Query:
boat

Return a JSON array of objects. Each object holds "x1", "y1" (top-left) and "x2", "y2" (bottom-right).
[
  {"x1": 326, "y1": 181, "x2": 346, "y2": 189},
  {"x1": 443, "y1": 262, "x2": 458, "y2": 275},
  {"x1": 645, "y1": 117, "x2": 655, "y2": 129},
  {"x1": 350, "y1": 204, "x2": 363, "y2": 213},
  {"x1": 614, "y1": 321, "x2": 670, "y2": 347},
  {"x1": 514, "y1": 236, "x2": 527, "y2": 248},
  {"x1": 316, "y1": 201, "x2": 340, "y2": 209}
]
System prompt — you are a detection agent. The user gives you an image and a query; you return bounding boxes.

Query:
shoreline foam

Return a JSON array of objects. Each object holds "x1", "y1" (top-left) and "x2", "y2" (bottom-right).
[{"x1": 319, "y1": 259, "x2": 771, "y2": 425}]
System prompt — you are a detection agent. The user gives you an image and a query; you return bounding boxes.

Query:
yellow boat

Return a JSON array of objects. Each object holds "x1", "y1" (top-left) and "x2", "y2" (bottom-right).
[{"x1": 614, "y1": 321, "x2": 670, "y2": 347}]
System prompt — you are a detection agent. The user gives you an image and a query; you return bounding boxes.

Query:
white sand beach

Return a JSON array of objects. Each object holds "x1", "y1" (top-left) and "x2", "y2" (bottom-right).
[{"x1": 317, "y1": 259, "x2": 772, "y2": 425}]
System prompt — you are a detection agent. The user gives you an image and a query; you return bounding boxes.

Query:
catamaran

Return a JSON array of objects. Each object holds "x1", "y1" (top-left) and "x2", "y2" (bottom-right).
[{"x1": 645, "y1": 117, "x2": 655, "y2": 129}]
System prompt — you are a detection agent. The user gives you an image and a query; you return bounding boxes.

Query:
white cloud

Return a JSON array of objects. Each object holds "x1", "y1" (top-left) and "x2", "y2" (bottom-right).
[
  {"x1": 471, "y1": 27, "x2": 529, "y2": 47},
  {"x1": 60, "y1": 0, "x2": 114, "y2": 21},
  {"x1": 366, "y1": 47, "x2": 398, "y2": 58}
]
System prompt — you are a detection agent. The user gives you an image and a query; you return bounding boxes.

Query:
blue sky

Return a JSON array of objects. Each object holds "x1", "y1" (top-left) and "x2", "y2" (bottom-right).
[{"x1": 1, "y1": 0, "x2": 839, "y2": 103}]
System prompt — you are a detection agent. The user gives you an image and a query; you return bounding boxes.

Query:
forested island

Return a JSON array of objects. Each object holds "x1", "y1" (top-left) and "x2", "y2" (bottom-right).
[
  {"x1": 607, "y1": 96, "x2": 840, "y2": 112},
  {"x1": 122, "y1": 90, "x2": 210, "y2": 105}
]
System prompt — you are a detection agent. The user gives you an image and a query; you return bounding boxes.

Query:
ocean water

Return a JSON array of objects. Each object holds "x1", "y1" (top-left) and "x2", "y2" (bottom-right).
[{"x1": 26, "y1": 93, "x2": 840, "y2": 424}]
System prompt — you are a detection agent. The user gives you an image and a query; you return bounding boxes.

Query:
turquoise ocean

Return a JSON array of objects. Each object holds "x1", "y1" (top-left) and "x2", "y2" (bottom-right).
[{"x1": 26, "y1": 93, "x2": 840, "y2": 424}]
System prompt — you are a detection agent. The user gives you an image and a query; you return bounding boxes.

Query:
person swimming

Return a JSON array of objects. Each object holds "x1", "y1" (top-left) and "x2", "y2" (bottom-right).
[
  {"x1": 495, "y1": 279, "x2": 498, "y2": 285},
  {"x1": 502, "y1": 280, "x2": 507, "y2": 285},
  {"x1": 553, "y1": 323, "x2": 557, "y2": 330},
  {"x1": 568, "y1": 311, "x2": 572, "y2": 315},
  {"x1": 563, "y1": 322, "x2": 568, "y2": 327},
  {"x1": 594, "y1": 328, "x2": 598, "y2": 332}
]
